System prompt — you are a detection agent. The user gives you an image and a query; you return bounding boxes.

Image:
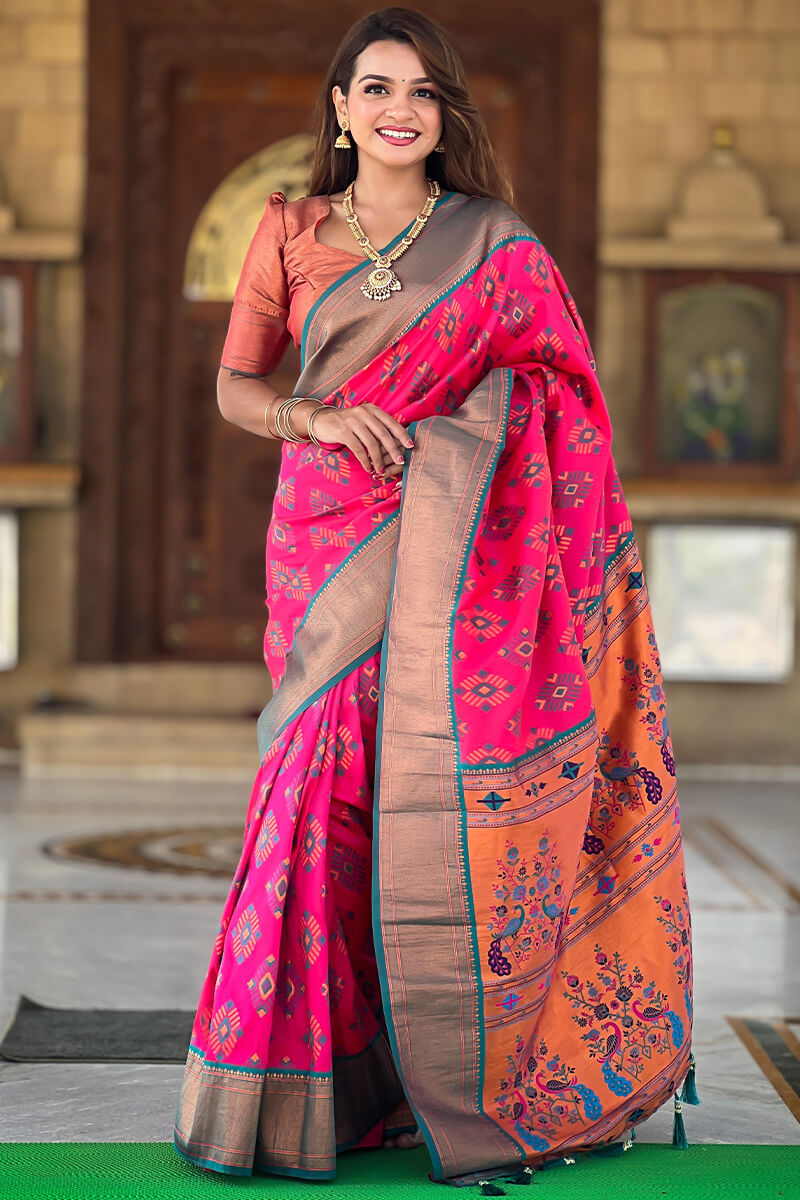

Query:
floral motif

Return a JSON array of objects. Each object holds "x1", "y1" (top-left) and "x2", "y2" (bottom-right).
[
  {"x1": 487, "y1": 834, "x2": 565, "y2": 977},
  {"x1": 655, "y1": 871, "x2": 694, "y2": 1021},
  {"x1": 618, "y1": 627, "x2": 676, "y2": 777},
  {"x1": 589, "y1": 730, "x2": 664, "y2": 842},
  {"x1": 561, "y1": 945, "x2": 684, "y2": 1097},
  {"x1": 494, "y1": 1031, "x2": 602, "y2": 1152}
]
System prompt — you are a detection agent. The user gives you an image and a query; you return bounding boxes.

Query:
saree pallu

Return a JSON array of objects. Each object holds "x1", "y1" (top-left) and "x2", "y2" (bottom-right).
[{"x1": 173, "y1": 192, "x2": 695, "y2": 1186}]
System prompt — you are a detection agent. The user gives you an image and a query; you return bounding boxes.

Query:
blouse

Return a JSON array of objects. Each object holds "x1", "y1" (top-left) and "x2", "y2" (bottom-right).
[{"x1": 220, "y1": 191, "x2": 364, "y2": 377}]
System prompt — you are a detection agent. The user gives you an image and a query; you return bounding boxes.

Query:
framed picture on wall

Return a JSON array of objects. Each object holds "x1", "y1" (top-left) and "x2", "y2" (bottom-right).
[
  {"x1": 0, "y1": 261, "x2": 36, "y2": 462},
  {"x1": 643, "y1": 270, "x2": 798, "y2": 479}
]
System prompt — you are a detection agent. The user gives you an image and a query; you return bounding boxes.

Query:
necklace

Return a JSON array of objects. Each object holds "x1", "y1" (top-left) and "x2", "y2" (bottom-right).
[{"x1": 342, "y1": 178, "x2": 441, "y2": 301}]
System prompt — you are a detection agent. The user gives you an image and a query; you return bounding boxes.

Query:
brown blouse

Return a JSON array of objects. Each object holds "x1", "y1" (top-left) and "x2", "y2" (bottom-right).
[{"x1": 220, "y1": 191, "x2": 363, "y2": 377}]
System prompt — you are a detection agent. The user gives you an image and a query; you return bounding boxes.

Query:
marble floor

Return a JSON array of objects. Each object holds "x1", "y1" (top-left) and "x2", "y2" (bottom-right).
[{"x1": 0, "y1": 768, "x2": 798, "y2": 1147}]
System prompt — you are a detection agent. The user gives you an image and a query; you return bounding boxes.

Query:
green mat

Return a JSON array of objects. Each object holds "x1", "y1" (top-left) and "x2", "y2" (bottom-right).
[
  {"x1": 0, "y1": 1143, "x2": 797, "y2": 1199},
  {"x1": 0, "y1": 995, "x2": 193, "y2": 1063}
]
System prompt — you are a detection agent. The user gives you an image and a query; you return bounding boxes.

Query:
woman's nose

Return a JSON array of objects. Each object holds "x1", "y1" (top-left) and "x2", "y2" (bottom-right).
[{"x1": 383, "y1": 99, "x2": 415, "y2": 121}]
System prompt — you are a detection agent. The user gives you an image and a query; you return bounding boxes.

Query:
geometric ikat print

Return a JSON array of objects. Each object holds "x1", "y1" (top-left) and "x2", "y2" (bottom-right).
[
  {"x1": 255, "y1": 809, "x2": 280, "y2": 868},
  {"x1": 492, "y1": 564, "x2": 542, "y2": 603},
  {"x1": 483, "y1": 504, "x2": 525, "y2": 541},
  {"x1": 457, "y1": 604, "x2": 509, "y2": 643},
  {"x1": 455, "y1": 669, "x2": 514, "y2": 712},
  {"x1": 301, "y1": 814, "x2": 326, "y2": 873},
  {"x1": 265, "y1": 856, "x2": 290, "y2": 919},
  {"x1": 232, "y1": 903, "x2": 261, "y2": 963},
  {"x1": 246, "y1": 953, "x2": 277, "y2": 1017},
  {"x1": 552, "y1": 470, "x2": 594, "y2": 508},
  {"x1": 329, "y1": 843, "x2": 368, "y2": 893},
  {"x1": 534, "y1": 671, "x2": 584, "y2": 712},
  {"x1": 208, "y1": 999, "x2": 242, "y2": 1059},
  {"x1": 301, "y1": 910, "x2": 326, "y2": 967}
]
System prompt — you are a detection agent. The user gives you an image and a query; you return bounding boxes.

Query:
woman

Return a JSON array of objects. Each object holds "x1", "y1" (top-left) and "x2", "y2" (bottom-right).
[{"x1": 173, "y1": 8, "x2": 698, "y2": 1191}]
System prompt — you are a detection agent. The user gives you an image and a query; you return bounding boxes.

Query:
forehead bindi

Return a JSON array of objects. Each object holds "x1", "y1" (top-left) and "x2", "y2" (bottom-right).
[{"x1": 354, "y1": 41, "x2": 429, "y2": 85}]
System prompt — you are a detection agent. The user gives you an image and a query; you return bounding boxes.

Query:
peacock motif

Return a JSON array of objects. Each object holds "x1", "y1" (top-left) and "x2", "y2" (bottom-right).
[
  {"x1": 494, "y1": 1032, "x2": 603, "y2": 1149},
  {"x1": 562, "y1": 943, "x2": 684, "y2": 1095},
  {"x1": 486, "y1": 834, "x2": 566, "y2": 978}
]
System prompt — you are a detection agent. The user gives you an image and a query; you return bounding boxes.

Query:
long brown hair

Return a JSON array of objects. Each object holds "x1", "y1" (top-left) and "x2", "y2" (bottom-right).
[{"x1": 307, "y1": 7, "x2": 513, "y2": 205}]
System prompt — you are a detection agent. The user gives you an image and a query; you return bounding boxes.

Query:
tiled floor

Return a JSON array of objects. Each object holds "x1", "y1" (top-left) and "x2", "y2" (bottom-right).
[{"x1": 0, "y1": 769, "x2": 798, "y2": 1146}]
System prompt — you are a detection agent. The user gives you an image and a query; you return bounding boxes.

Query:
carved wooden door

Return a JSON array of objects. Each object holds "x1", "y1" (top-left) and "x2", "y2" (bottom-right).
[{"x1": 79, "y1": 1, "x2": 600, "y2": 662}]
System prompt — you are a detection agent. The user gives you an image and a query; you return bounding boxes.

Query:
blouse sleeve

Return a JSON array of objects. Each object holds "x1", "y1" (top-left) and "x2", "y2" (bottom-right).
[{"x1": 220, "y1": 191, "x2": 292, "y2": 377}]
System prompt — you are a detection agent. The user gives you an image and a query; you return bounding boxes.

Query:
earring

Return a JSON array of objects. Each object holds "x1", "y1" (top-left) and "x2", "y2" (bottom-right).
[
  {"x1": 434, "y1": 140, "x2": 445, "y2": 153},
  {"x1": 335, "y1": 119, "x2": 352, "y2": 150}
]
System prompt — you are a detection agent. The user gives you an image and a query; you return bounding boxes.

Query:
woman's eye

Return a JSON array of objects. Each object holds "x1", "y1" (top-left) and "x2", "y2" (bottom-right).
[{"x1": 363, "y1": 84, "x2": 438, "y2": 100}]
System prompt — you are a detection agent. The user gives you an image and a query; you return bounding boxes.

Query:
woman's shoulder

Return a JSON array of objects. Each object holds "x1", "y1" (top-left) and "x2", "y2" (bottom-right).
[
  {"x1": 459, "y1": 192, "x2": 530, "y2": 229},
  {"x1": 263, "y1": 191, "x2": 329, "y2": 241}
]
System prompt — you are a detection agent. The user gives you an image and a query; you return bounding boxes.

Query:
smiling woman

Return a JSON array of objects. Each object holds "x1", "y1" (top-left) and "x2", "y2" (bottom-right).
[{"x1": 175, "y1": 5, "x2": 697, "y2": 1193}]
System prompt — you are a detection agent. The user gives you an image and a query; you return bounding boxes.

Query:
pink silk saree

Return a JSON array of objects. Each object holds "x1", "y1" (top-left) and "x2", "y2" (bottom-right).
[{"x1": 173, "y1": 191, "x2": 696, "y2": 1188}]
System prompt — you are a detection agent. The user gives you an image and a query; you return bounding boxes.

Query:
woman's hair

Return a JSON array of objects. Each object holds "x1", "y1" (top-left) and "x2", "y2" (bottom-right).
[{"x1": 307, "y1": 7, "x2": 514, "y2": 205}]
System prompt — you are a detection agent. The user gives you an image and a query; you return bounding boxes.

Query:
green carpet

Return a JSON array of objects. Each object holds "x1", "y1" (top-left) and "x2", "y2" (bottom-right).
[{"x1": 0, "y1": 1143, "x2": 797, "y2": 1199}]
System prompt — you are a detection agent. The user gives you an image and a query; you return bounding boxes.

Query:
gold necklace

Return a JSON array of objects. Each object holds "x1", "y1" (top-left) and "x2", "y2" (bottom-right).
[{"x1": 342, "y1": 178, "x2": 441, "y2": 301}]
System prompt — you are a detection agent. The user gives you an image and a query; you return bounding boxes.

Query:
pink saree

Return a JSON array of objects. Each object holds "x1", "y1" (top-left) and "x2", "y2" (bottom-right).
[{"x1": 173, "y1": 191, "x2": 696, "y2": 1188}]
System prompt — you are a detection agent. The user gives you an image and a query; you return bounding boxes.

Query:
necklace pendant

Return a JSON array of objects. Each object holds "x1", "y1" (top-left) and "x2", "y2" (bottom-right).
[{"x1": 361, "y1": 263, "x2": 402, "y2": 302}]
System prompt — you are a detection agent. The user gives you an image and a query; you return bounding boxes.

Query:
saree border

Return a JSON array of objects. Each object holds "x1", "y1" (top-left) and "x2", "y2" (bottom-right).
[
  {"x1": 297, "y1": 212, "x2": 534, "y2": 408},
  {"x1": 256, "y1": 510, "x2": 399, "y2": 761},
  {"x1": 372, "y1": 367, "x2": 525, "y2": 1182},
  {"x1": 300, "y1": 189, "x2": 464, "y2": 367}
]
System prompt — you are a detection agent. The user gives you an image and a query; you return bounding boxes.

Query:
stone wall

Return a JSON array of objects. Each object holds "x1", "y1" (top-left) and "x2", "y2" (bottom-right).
[
  {"x1": 600, "y1": 0, "x2": 800, "y2": 240},
  {"x1": 0, "y1": 0, "x2": 799, "y2": 762},
  {"x1": 595, "y1": 1, "x2": 800, "y2": 766},
  {"x1": 0, "y1": 0, "x2": 84, "y2": 748}
]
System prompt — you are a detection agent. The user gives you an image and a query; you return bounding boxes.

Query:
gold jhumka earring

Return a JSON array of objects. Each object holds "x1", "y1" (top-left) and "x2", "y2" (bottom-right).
[
  {"x1": 334, "y1": 119, "x2": 352, "y2": 150},
  {"x1": 434, "y1": 141, "x2": 445, "y2": 153}
]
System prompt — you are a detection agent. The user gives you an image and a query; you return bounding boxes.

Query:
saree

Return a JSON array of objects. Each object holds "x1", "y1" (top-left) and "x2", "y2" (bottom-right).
[{"x1": 173, "y1": 190, "x2": 696, "y2": 1187}]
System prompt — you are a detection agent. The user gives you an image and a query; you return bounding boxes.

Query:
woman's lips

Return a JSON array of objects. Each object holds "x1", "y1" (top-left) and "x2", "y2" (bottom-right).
[{"x1": 376, "y1": 129, "x2": 421, "y2": 145}]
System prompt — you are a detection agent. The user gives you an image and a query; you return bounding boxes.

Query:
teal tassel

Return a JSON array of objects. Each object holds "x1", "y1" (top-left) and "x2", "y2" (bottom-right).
[
  {"x1": 591, "y1": 1141, "x2": 625, "y2": 1157},
  {"x1": 680, "y1": 1051, "x2": 701, "y2": 1105},
  {"x1": 478, "y1": 1183, "x2": 507, "y2": 1196},
  {"x1": 507, "y1": 1166, "x2": 534, "y2": 1185},
  {"x1": 672, "y1": 1093, "x2": 689, "y2": 1148}
]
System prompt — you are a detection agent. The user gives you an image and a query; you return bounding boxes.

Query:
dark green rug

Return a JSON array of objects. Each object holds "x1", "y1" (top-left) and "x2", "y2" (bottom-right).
[
  {"x1": 0, "y1": 996, "x2": 192, "y2": 1062},
  {"x1": 0, "y1": 1143, "x2": 797, "y2": 1199}
]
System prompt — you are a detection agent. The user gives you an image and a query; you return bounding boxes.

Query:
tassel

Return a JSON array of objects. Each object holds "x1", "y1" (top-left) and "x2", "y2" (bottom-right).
[
  {"x1": 478, "y1": 1182, "x2": 507, "y2": 1196},
  {"x1": 680, "y1": 1051, "x2": 701, "y2": 1105},
  {"x1": 507, "y1": 1166, "x2": 534, "y2": 1185},
  {"x1": 591, "y1": 1141, "x2": 625, "y2": 1157},
  {"x1": 672, "y1": 1093, "x2": 689, "y2": 1148}
]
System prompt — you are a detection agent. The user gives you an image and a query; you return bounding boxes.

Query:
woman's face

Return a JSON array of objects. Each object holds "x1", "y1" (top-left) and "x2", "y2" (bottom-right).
[{"x1": 333, "y1": 39, "x2": 443, "y2": 172}]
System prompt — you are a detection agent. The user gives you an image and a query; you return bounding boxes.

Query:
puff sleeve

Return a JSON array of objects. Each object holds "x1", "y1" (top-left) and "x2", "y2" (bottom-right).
[{"x1": 220, "y1": 191, "x2": 292, "y2": 377}]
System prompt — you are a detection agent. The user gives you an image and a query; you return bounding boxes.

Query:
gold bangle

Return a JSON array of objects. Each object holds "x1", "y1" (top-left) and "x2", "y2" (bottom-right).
[
  {"x1": 264, "y1": 398, "x2": 281, "y2": 436},
  {"x1": 276, "y1": 397, "x2": 307, "y2": 441},
  {"x1": 306, "y1": 402, "x2": 327, "y2": 447},
  {"x1": 273, "y1": 398, "x2": 297, "y2": 439},
  {"x1": 285, "y1": 399, "x2": 308, "y2": 441}
]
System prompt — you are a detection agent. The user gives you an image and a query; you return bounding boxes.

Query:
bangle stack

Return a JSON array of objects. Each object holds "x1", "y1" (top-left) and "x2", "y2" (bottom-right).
[{"x1": 264, "y1": 396, "x2": 328, "y2": 447}]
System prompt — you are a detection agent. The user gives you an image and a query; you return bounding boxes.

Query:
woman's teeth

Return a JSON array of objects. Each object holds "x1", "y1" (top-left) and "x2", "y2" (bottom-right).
[{"x1": 377, "y1": 129, "x2": 419, "y2": 143}]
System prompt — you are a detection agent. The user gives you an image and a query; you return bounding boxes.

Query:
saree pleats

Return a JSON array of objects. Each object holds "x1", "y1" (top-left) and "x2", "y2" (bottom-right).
[
  {"x1": 173, "y1": 653, "x2": 404, "y2": 1176},
  {"x1": 175, "y1": 192, "x2": 694, "y2": 1185}
]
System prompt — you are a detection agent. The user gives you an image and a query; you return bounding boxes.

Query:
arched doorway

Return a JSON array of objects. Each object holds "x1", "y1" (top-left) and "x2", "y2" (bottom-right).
[{"x1": 77, "y1": 0, "x2": 599, "y2": 662}]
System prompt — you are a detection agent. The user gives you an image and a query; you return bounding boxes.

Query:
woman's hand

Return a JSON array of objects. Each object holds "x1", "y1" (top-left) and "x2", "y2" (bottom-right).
[{"x1": 309, "y1": 402, "x2": 413, "y2": 477}]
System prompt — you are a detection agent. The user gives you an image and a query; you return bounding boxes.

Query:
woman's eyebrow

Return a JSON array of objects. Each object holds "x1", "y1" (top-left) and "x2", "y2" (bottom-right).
[{"x1": 356, "y1": 73, "x2": 432, "y2": 84}]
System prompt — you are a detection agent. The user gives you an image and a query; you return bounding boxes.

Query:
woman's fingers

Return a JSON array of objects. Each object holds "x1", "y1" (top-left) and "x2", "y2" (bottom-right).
[
  {"x1": 360, "y1": 409, "x2": 413, "y2": 464},
  {"x1": 306, "y1": 404, "x2": 413, "y2": 477},
  {"x1": 350, "y1": 425, "x2": 386, "y2": 475}
]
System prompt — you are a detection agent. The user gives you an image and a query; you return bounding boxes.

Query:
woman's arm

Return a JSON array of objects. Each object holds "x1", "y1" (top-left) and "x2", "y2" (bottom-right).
[
  {"x1": 216, "y1": 366, "x2": 316, "y2": 440},
  {"x1": 216, "y1": 365, "x2": 414, "y2": 477}
]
